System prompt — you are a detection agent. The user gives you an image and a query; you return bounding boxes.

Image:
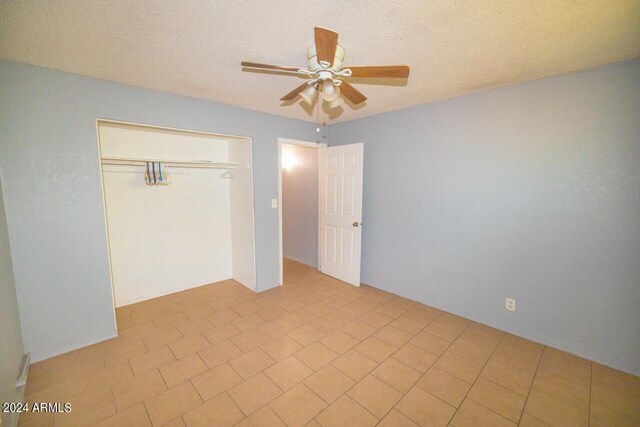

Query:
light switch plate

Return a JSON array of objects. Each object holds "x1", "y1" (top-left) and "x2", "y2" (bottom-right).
[
  {"x1": 505, "y1": 298, "x2": 516, "y2": 312},
  {"x1": 271, "y1": 199, "x2": 278, "y2": 208}
]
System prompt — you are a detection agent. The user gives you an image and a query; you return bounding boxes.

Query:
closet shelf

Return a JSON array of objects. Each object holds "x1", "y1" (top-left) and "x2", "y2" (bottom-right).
[{"x1": 101, "y1": 156, "x2": 237, "y2": 169}]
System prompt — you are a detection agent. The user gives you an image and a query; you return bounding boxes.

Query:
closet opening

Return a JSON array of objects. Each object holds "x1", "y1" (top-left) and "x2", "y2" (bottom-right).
[
  {"x1": 277, "y1": 138, "x2": 326, "y2": 284},
  {"x1": 97, "y1": 120, "x2": 256, "y2": 326}
]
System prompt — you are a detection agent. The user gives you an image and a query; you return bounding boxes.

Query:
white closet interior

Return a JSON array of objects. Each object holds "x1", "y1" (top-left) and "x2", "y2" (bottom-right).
[{"x1": 97, "y1": 120, "x2": 256, "y2": 308}]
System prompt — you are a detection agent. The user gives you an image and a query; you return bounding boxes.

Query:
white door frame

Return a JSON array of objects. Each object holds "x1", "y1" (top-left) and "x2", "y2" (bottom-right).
[{"x1": 277, "y1": 137, "x2": 327, "y2": 285}]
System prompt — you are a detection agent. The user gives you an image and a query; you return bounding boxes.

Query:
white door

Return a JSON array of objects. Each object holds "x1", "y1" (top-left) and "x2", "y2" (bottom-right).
[{"x1": 318, "y1": 143, "x2": 364, "y2": 286}]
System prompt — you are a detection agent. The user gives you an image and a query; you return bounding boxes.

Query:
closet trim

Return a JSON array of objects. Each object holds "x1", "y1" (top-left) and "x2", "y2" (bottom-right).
[{"x1": 95, "y1": 118, "x2": 257, "y2": 329}]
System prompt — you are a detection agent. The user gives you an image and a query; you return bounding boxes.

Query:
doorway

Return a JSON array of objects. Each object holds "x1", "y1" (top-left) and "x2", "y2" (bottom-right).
[
  {"x1": 277, "y1": 138, "x2": 364, "y2": 287},
  {"x1": 277, "y1": 138, "x2": 325, "y2": 284}
]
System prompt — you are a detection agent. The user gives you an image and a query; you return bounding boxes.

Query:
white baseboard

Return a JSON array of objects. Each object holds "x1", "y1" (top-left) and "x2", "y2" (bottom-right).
[
  {"x1": 29, "y1": 331, "x2": 118, "y2": 364},
  {"x1": 116, "y1": 276, "x2": 233, "y2": 307}
]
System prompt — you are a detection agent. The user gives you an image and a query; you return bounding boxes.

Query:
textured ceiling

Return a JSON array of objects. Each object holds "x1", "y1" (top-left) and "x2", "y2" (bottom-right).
[{"x1": 1, "y1": 1, "x2": 639, "y2": 123}]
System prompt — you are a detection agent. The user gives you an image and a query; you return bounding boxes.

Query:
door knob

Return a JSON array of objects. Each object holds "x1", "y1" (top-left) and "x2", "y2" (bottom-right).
[{"x1": 353, "y1": 221, "x2": 360, "y2": 227}]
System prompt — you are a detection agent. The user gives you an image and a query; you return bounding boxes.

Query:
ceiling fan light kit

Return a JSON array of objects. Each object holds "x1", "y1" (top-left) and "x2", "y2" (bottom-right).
[
  {"x1": 327, "y1": 97, "x2": 345, "y2": 109},
  {"x1": 241, "y1": 27, "x2": 410, "y2": 111},
  {"x1": 299, "y1": 84, "x2": 319, "y2": 105},
  {"x1": 321, "y1": 80, "x2": 341, "y2": 102}
]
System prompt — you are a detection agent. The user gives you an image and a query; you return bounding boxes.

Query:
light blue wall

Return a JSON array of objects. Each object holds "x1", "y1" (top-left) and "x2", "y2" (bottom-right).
[
  {"x1": 0, "y1": 175, "x2": 25, "y2": 427},
  {"x1": 0, "y1": 60, "x2": 318, "y2": 362},
  {"x1": 329, "y1": 59, "x2": 640, "y2": 375},
  {"x1": 2, "y1": 58, "x2": 639, "y2": 375}
]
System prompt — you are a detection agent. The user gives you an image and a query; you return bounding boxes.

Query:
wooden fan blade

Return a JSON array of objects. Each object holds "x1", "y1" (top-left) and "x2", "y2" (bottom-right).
[
  {"x1": 241, "y1": 62, "x2": 301, "y2": 73},
  {"x1": 339, "y1": 81, "x2": 367, "y2": 105},
  {"x1": 315, "y1": 27, "x2": 339, "y2": 66},
  {"x1": 281, "y1": 82, "x2": 310, "y2": 101},
  {"x1": 347, "y1": 65, "x2": 410, "y2": 78}
]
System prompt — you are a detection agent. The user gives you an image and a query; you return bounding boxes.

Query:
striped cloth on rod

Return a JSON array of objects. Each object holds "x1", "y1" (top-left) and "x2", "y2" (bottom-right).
[{"x1": 144, "y1": 162, "x2": 169, "y2": 185}]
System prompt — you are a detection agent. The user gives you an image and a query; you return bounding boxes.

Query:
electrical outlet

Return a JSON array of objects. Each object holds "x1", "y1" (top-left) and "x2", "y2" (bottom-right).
[
  {"x1": 505, "y1": 298, "x2": 516, "y2": 312},
  {"x1": 271, "y1": 199, "x2": 278, "y2": 208}
]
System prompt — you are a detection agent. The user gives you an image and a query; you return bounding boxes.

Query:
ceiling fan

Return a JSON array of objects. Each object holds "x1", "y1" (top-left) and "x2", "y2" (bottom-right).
[{"x1": 241, "y1": 27, "x2": 410, "y2": 109}]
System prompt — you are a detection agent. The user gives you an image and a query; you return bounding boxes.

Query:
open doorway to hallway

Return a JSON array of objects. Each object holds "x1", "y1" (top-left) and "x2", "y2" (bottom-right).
[{"x1": 278, "y1": 138, "x2": 325, "y2": 283}]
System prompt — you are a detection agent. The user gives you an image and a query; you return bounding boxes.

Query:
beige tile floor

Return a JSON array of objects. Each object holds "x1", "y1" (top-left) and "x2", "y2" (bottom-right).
[{"x1": 20, "y1": 259, "x2": 640, "y2": 426}]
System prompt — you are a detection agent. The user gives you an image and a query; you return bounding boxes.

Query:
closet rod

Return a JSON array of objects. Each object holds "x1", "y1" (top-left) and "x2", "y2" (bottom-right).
[{"x1": 101, "y1": 156, "x2": 237, "y2": 169}]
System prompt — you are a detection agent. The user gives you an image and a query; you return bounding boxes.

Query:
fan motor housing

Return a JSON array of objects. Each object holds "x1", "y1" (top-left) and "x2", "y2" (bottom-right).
[{"x1": 307, "y1": 44, "x2": 346, "y2": 72}]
